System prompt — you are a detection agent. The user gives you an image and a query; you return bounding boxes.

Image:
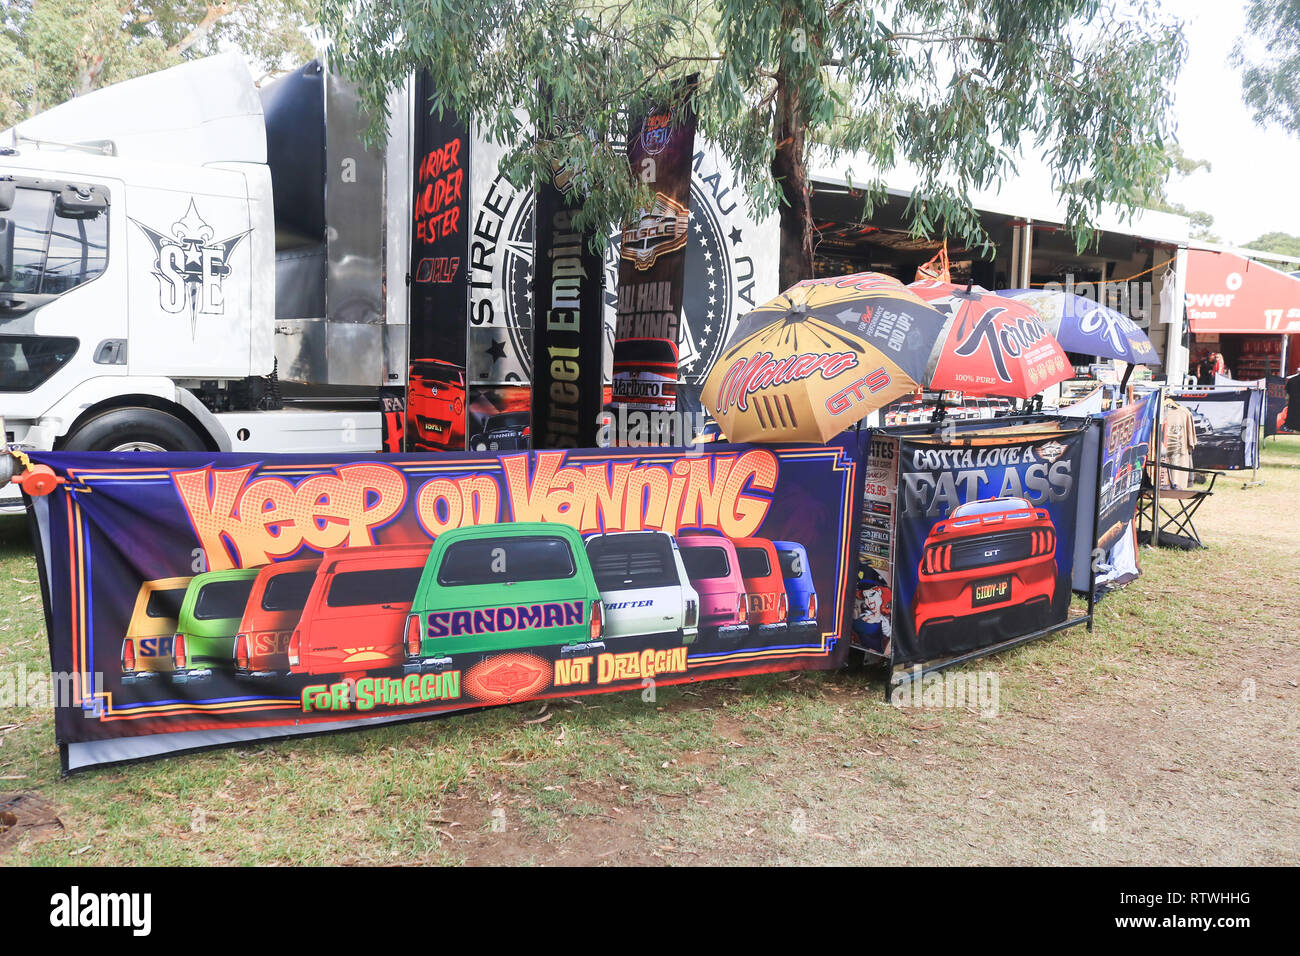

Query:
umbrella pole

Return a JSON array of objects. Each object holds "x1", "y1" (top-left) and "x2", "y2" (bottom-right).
[
  {"x1": 931, "y1": 393, "x2": 946, "y2": 425},
  {"x1": 1119, "y1": 363, "x2": 1135, "y2": 406}
]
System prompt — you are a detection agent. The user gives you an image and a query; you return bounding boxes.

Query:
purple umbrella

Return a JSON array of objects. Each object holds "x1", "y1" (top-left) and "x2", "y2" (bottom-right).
[{"x1": 996, "y1": 289, "x2": 1160, "y2": 365}]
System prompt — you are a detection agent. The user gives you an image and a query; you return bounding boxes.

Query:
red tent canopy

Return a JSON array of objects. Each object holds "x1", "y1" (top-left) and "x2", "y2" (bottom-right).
[{"x1": 1184, "y1": 249, "x2": 1300, "y2": 333}]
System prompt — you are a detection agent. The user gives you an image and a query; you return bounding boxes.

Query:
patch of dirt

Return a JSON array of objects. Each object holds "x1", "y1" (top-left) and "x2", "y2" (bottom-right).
[
  {"x1": 0, "y1": 792, "x2": 63, "y2": 850},
  {"x1": 424, "y1": 776, "x2": 665, "y2": 866},
  {"x1": 640, "y1": 460, "x2": 1300, "y2": 866}
]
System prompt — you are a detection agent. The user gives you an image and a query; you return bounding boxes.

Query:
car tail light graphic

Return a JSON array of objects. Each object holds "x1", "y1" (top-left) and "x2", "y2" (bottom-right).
[
  {"x1": 406, "y1": 615, "x2": 421, "y2": 656},
  {"x1": 121, "y1": 639, "x2": 136, "y2": 673},
  {"x1": 590, "y1": 600, "x2": 603, "y2": 640},
  {"x1": 172, "y1": 633, "x2": 187, "y2": 670},
  {"x1": 778, "y1": 592, "x2": 788, "y2": 620},
  {"x1": 234, "y1": 634, "x2": 250, "y2": 671},
  {"x1": 685, "y1": 598, "x2": 697, "y2": 629},
  {"x1": 737, "y1": 593, "x2": 748, "y2": 622},
  {"x1": 808, "y1": 592, "x2": 817, "y2": 621},
  {"x1": 287, "y1": 630, "x2": 300, "y2": 667},
  {"x1": 922, "y1": 544, "x2": 953, "y2": 574},
  {"x1": 1030, "y1": 529, "x2": 1056, "y2": 556}
]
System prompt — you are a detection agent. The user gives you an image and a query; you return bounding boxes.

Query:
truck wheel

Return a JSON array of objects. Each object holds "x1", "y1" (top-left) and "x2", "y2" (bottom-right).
[{"x1": 63, "y1": 407, "x2": 207, "y2": 453}]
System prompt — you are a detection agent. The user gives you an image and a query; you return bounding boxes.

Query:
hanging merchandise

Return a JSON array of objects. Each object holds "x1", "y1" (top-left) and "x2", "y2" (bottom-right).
[
  {"x1": 530, "y1": 150, "x2": 605, "y2": 449},
  {"x1": 1159, "y1": 396, "x2": 1197, "y2": 489},
  {"x1": 915, "y1": 242, "x2": 952, "y2": 284}
]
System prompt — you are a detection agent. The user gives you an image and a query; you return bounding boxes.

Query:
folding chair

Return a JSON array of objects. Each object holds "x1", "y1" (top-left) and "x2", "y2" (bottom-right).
[{"x1": 1137, "y1": 462, "x2": 1223, "y2": 549}]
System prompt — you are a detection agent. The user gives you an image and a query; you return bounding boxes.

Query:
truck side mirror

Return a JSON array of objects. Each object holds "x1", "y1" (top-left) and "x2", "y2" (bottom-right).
[
  {"x1": 0, "y1": 217, "x2": 14, "y2": 284},
  {"x1": 0, "y1": 181, "x2": 14, "y2": 212},
  {"x1": 54, "y1": 184, "x2": 107, "y2": 220}
]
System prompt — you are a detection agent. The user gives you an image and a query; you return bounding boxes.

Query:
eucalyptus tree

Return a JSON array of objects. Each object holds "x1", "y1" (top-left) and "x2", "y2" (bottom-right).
[{"x1": 324, "y1": 0, "x2": 1185, "y2": 287}]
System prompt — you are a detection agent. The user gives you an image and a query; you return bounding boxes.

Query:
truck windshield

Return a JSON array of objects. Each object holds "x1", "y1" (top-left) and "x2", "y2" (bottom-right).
[
  {"x1": 194, "y1": 579, "x2": 256, "y2": 621},
  {"x1": 261, "y1": 570, "x2": 318, "y2": 612},
  {"x1": 326, "y1": 567, "x2": 422, "y2": 608},
  {"x1": 0, "y1": 186, "x2": 107, "y2": 295},
  {"x1": 679, "y1": 545, "x2": 730, "y2": 580},
  {"x1": 437, "y1": 536, "x2": 575, "y2": 587},
  {"x1": 587, "y1": 535, "x2": 678, "y2": 590}
]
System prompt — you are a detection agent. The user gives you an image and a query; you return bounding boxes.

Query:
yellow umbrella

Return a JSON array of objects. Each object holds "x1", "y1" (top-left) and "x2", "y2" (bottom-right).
[{"x1": 702, "y1": 272, "x2": 949, "y2": 443}]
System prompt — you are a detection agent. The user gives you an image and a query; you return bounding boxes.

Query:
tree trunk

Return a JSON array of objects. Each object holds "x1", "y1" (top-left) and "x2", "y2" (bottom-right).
[{"x1": 771, "y1": 71, "x2": 815, "y2": 291}]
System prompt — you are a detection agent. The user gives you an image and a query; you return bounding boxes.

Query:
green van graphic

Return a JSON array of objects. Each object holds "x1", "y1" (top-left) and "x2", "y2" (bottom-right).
[{"x1": 403, "y1": 522, "x2": 604, "y2": 674}]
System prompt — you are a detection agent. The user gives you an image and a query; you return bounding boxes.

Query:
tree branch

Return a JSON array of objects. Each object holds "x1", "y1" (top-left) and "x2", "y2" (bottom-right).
[{"x1": 168, "y1": 2, "x2": 242, "y2": 58}]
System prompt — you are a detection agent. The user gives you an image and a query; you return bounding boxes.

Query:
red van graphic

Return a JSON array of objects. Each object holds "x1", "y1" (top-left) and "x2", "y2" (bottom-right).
[
  {"x1": 233, "y1": 557, "x2": 321, "y2": 678},
  {"x1": 912, "y1": 496, "x2": 1057, "y2": 642},
  {"x1": 288, "y1": 543, "x2": 430, "y2": 679},
  {"x1": 731, "y1": 536, "x2": 788, "y2": 634}
]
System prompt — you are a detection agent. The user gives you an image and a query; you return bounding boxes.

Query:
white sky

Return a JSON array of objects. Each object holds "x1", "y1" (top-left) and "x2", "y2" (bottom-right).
[{"x1": 1163, "y1": 0, "x2": 1300, "y2": 244}]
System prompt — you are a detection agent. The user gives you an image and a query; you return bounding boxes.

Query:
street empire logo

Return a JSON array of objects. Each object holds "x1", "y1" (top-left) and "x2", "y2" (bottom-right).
[
  {"x1": 621, "y1": 193, "x2": 691, "y2": 270},
  {"x1": 952, "y1": 305, "x2": 1051, "y2": 384},
  {"x1": 130, "y1": 199, "x2": 250, "y2": 337},
  {"x1": 640, "y1": 110, "x2": 673, "y2": 155},
  {"x1": 716, "y1": 350, "x2": 859, "y2": 414},
  {"x1": 464, "y1": 652, "x2": 552, "y2": 703},
  {"x1": 470, "y1": 147, "x2": 767, "y2": 385}
]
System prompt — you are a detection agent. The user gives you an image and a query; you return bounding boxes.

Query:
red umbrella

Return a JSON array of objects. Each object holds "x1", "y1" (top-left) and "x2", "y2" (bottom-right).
[{"x1": 908, "y1": 280, "x2": 1073, "y2": 399}]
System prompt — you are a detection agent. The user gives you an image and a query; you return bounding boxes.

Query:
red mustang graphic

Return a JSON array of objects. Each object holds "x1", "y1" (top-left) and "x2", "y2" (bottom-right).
[
  {"x1": 408, "y1": 359, "x2": 466, "y2": 451},
  {"x1": 912, "y1": 496, "x2": 1057, "y2": 642}
]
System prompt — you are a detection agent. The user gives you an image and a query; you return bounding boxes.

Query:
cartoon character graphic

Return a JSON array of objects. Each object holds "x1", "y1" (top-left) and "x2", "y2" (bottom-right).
[
  {"x1": 852, "y1": 565, "x2": 892, "y2": 654},
  {"x1": 911, "y1": 496, "x2": 1057, "y2": 646}
]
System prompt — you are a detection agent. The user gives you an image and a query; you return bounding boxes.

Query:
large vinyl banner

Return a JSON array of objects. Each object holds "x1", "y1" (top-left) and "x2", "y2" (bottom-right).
[
  {"x1": 531, "y1": 165, "x2": 604, "y2": 449},
  {"x1": 25, "y1": 443, "x2": 857, "y2": 772},
  {"x1": 1095, "y1": 395, "x2": 1158, "y2": 591},
  {"x1": 467, "y1": 135, "x2": 778, "y2": 391},
  {"x1": 892, "y1": 425, "x2": 1087, "y2": 667},
  {"x1": 407, "y1": 77, "x2": 471, "y2": 452},
  {"x1": 1168, "y1": 386, "x2": 1263, "y2": 470},
  {"x1": 612, "y1": 89, "x2": 698, "y2": 414}
]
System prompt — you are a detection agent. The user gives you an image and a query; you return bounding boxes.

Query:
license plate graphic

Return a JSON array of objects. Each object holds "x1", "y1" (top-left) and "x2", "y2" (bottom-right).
[{"x1": 971, "y1": 575, "x2": 1012, "y2": 608}]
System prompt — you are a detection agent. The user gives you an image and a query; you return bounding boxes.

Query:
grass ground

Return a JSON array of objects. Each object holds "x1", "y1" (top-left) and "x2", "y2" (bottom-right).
[{"x1": 1, "y1": 438, "x2": 1297, "y2": 865}]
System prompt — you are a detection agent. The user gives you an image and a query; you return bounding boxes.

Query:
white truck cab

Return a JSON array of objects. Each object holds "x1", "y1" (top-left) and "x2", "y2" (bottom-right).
[{"x1": 1, "y1": 54, "x2": 407, "y2": 514}]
